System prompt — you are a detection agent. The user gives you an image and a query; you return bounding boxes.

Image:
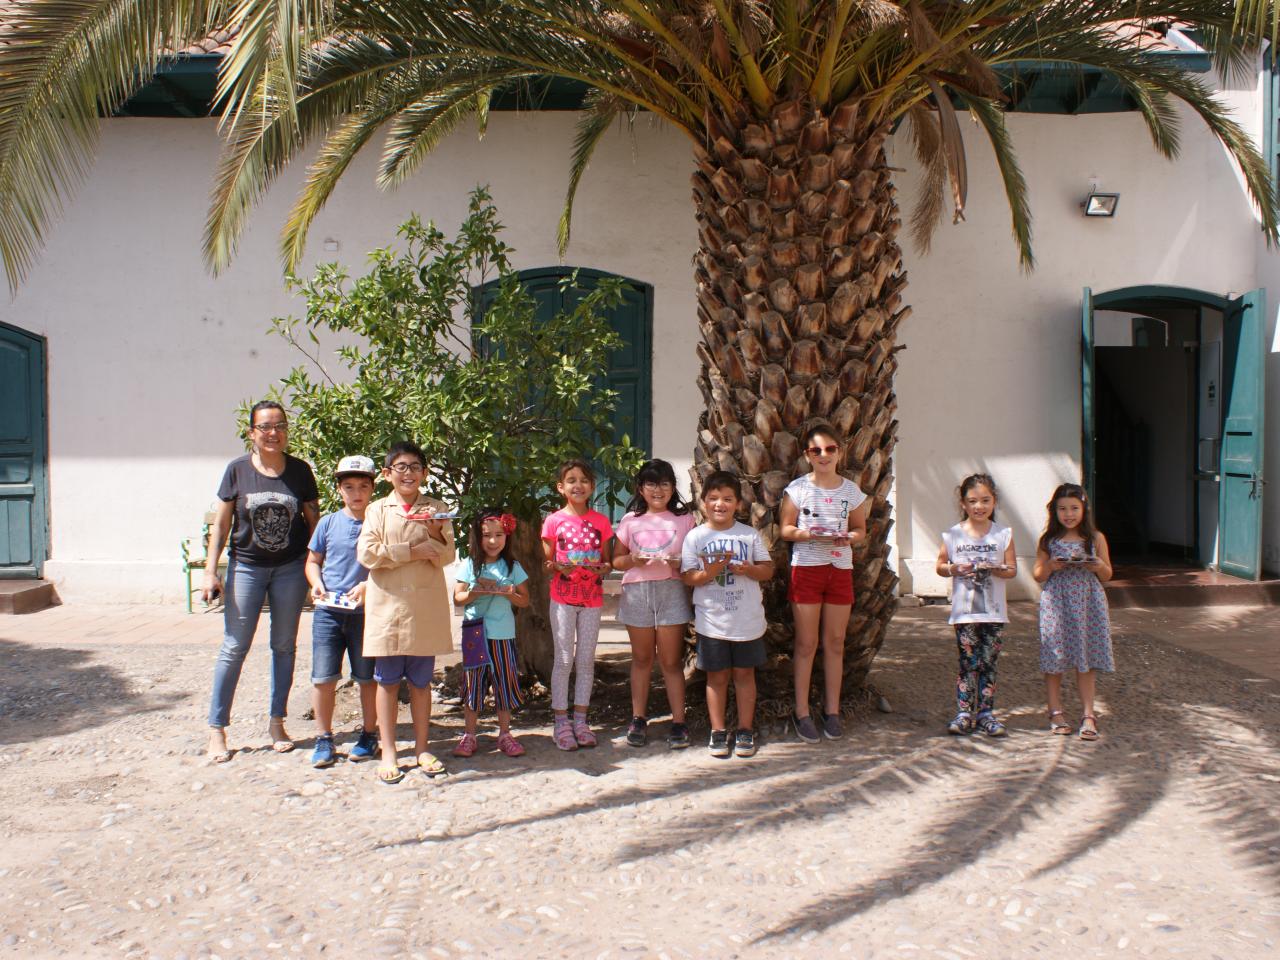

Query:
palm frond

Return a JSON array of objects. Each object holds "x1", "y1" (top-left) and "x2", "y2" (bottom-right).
[
  {"x1": 923, "y1": 76, "x2": 967, "y2": 223},
  {"x1": 215, "y1": 0, "x2": 333, "y2": 126},
  {"x1": 904, "y1": 102, "x2": 949, "y2": 255},
  {"x1": 558, "y1": 90, "x2": 625, "y2": 255},
  {"x1": 0, "y1": 0, "x2": 221, "y2": 290},
  {"x1": 958, "y1": 93, "x2": 1034, "y2": 271}
]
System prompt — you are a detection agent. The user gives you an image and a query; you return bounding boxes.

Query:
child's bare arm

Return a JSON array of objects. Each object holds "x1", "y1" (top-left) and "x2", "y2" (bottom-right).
[
  {"x1": 1089, "y1": 533, "x2": 1114, "y2": 582},
  {"x1": 994, "y1": 535, "x2": 1018, "y2": 579},
  {"x1": 508, "y1": 582, "x2": 531, "y2": 609},
  {"x1": 453, "y1": 581, "x2": 473, "y2": 605},
  {"x1": 305, "y1": 550, "x2": 327, "y2": 599},
  {"x1": 1032, "y1": 548, "x2": 1062, "y2": 583},
  {"x1": 732, "y1": 558, "x2": 775, "y2": 582}
]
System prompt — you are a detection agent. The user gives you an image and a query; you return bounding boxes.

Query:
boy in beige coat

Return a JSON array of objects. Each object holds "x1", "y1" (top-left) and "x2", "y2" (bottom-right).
[{"x1": 357, "y1": 441, "x2": 457, "y2": 783}]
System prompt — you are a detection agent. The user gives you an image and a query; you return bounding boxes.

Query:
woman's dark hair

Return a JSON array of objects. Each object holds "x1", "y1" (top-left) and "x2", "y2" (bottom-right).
[
  {"x1": 1038, "y1": 483, "x2": 1099, "y2": 554},
  {"x1": 957, "y1": 473, "x2": 999, "y2": 521},
  {"x1": 556, "y1": 458, "x2": 596, "y2": 484},
  {"x1": 246, "y1": 400, "x2": 287, "y2": 438},
  {"x1": 800, "y1": 421, "x2": 843, "y2": 450},
  {"x1": 384, "y1": 440, "x2": 426, "y2": 468},
  {"x1": 467, "y1": 507, "x2": 515, "y2": 579},
  {"x1": 624, "y1": 459, "x2": 690, "y2": 516}
]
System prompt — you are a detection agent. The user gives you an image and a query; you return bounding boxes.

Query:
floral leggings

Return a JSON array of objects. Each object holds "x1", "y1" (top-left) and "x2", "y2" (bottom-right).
[{"x1": 954, "y1": 622, "x2": 1003, "y2": 715}]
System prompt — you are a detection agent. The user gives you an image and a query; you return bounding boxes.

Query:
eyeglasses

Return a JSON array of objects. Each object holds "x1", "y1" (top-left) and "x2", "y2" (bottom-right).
[
  {"x1": 641, "y1": 481, "x2": 675, "y2": 490},
  {"x1": 806, "y1": 445, "x2": 839, "y2": 456},
  {"x1": 387, "y1": 462, "x2": 424, "y2": 475},
  {"x1": 252, "y1": 422, "x2": 288, "y2": 434}
]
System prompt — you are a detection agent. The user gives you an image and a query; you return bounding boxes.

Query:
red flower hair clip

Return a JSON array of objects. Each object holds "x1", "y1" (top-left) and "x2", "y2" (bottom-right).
[{"x1": 499, "y1": 514, "x2": 518, "y2": 535}]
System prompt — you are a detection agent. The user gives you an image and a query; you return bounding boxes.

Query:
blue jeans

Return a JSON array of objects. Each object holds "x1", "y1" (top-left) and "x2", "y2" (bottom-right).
[
  {"x1": 311, "y1": 607, "x2": 372, "y2": 684},
  {"x1": 208, "y1": 557, "x2": 308, "y2": 728}
]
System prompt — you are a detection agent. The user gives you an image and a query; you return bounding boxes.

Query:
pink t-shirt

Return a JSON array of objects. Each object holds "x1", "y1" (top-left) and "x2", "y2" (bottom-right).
[
  {"x1": 541, "y1": 508, "x2": 614, "y2": 607},
  {"x1": 614, "y1": 510, "x2": 696, "y2": 585}
]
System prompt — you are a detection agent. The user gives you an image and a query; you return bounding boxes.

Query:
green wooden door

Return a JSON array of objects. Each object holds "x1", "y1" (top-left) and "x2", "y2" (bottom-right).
[
  {"x1": 1217, "y1": 289, "x2": 1266, "y2": 580},
  {"x1": 478, "y1": 269, "x2": 653, "y2": 520},
  {"x1": 1081, "y1": 287, "x2": 1096, "y2": 500},
  {"x1": 0, "y1": 323, "x2": 48, "y2": 578}
]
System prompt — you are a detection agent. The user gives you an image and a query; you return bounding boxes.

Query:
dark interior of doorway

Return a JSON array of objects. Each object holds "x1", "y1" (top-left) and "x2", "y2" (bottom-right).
[{"x1": 1093, "y1": 302, "x2": 1210, "y2": 567}]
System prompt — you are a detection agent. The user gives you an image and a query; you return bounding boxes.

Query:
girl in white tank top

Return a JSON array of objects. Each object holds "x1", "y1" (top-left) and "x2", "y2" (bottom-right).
[{"x1": 935, "y1": 474, "x2": 1018, "y2": 737}]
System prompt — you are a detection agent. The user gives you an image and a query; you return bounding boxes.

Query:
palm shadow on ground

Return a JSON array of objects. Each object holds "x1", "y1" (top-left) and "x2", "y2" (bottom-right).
[{"x1": 0, "y1": 637, "x2": 178, "y2": 746}]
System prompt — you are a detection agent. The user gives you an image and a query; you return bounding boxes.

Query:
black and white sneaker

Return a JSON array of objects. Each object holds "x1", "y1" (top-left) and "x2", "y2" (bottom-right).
[
  {"x1": 708, "y1": 729, "x2": 731, "y2": 758},
  {"x1": 667, "y1": 722, "x2": 690, "y2": 750},
  {"x1": 626, "y1": 716, "x2": 648, "y2": 747},
  {"x1": 733, "y1": 729, "x2": 757, "y2": 758}
]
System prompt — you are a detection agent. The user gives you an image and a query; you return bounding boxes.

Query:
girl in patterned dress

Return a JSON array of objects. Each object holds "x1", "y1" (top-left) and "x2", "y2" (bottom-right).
[{"x1": 1032, "y1": 483, "x2": 1114, "y2": 741}]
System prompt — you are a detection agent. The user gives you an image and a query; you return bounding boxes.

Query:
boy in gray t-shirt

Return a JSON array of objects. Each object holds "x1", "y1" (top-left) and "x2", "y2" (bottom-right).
[{"x1": 681, "y1": 471, "x2": 775, "y2": 758}]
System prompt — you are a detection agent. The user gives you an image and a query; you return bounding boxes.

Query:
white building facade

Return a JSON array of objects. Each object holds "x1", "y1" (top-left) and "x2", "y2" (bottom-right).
[{"x1": 1, "y1": 49, "x2": 1276, "y2": 603}]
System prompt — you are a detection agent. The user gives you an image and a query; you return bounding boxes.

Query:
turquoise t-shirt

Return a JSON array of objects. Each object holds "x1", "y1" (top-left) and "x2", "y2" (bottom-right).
[{"x1": 457, "y1": 558, "x2": 528, "y2": 640}]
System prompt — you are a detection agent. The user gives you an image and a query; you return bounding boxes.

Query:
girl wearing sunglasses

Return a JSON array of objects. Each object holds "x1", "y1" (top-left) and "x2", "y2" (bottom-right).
[{"x1": 778, "y1": 422, "x2": 868, "y2": 744}]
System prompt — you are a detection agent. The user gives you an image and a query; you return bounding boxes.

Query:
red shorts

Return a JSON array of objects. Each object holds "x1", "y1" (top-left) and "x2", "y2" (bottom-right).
[{"x1": 789, "y1": 564, "x2": 854, "y2": 605}]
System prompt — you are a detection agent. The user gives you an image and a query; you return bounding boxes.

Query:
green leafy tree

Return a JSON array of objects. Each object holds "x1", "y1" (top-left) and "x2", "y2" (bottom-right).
[
  {"x1": 1, "y1": 2, "x2": 1277, "y2": 694},
  {"x1": 260, "y1": 187, "x2": 643, "y2": 679}
]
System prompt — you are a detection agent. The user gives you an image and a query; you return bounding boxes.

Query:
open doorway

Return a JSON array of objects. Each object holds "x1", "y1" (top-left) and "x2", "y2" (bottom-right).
[{"x1": 1082, "y1": 286, "x2": 1266, "y2": 581}]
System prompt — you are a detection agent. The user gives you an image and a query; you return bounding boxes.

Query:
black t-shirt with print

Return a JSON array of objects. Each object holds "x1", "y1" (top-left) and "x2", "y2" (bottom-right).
[{"x1": 216, "y1": 454, "x2": 319, "y2": 566}]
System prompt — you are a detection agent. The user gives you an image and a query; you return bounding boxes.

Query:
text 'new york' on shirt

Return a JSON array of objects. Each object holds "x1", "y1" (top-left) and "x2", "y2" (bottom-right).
[
  {"x1": 680, "y1": 521, "x2": 771, "y2": 641},
  {"x1": 941, "y1": 521, "x2": 1012, "y2": 624}
]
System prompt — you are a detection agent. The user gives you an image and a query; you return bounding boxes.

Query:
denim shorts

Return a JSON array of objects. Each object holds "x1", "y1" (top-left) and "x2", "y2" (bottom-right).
[
  {"x1": 311, "y1": 606, "x2": 373, "y2": 684},
  {"x1": 618, "y1": 578, "x2": 693, "y2": 628},
  {"x1": 373, "y1": 655, "x2": 436, "y2": 689},
  {"x1": 696, "y1": 633, "x2": 766, "y2": 672}
]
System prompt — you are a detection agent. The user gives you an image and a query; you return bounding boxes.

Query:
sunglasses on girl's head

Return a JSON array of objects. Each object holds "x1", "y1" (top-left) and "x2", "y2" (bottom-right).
[{"x1": 807, "y1": 445, "x2": 839, "y2": 456}]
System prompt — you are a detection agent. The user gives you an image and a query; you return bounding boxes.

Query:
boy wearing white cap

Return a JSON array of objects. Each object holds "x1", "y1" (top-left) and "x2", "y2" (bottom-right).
[{"x1": 305, "y1": 455, "x2": 379, "y2": 768}]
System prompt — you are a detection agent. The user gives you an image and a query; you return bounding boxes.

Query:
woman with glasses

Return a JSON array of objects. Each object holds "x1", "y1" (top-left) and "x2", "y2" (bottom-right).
[
  {"x1": 778, "y1": 421, "x2": 868, "y2": 745},
  {"x1": 201, "y1": 400, "x2": 320, "y2": 762}
]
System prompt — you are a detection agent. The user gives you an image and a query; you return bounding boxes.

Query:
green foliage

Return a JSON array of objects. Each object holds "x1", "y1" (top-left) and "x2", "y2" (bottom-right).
[{"x1": 247, "y1": 186, "x2": 644, "y2": 546}]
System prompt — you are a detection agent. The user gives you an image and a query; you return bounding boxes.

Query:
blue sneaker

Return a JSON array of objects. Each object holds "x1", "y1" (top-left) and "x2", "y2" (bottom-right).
[
  {"x1": 349, "y1": 729, "x2": 378, "y2": 763},
  {"x1": 312, "y1": 733, "x2": 336, "y2": 768}
]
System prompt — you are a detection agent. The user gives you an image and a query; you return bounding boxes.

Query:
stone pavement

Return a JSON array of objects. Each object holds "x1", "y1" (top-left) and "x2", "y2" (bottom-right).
[{"x1": 1, "y1": 601, "x2": 1278, "y2": 959}]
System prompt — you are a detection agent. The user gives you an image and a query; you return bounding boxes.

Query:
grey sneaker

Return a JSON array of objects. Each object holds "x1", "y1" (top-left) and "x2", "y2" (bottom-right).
[
  {"x1": 821, "y1": 713, "x2": 844, "y2": 740},
  {"x1": 708, "y1": 729, "x2": 731, "y2": 758},
  {"x1": 948, "y1": 712, "x2": 973, "y2": 736},
  {"x1": 734, "y1": 729, "x2": 757, "y2": 758},
  {"x1": 626, "y1": 716, "x2": 648, "y2": 748},
  {"x1": 793, "y1": 714, "x2": 821, "y2": 744}
]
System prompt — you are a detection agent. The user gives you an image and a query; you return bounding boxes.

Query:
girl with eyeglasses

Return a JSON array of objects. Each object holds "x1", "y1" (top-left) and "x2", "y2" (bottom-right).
[
  {"x1": 612, "y1": 459, "x2": 696, "y2": 749},
  {"x1": 202, "y1": 400, "x2": 320, "y2": 762},
  {"x1": 779, "y1": 422, "x2": 869, "y2": 744},
  {"x1": 1032, "y1": 483, "x2": 1114, "y2": 741}
]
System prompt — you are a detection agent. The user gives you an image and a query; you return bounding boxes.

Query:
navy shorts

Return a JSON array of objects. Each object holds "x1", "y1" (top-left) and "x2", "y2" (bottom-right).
[
  {"x1": 311, "y1": 607, "x2": 373, "y2": 684},
  {"x1": 696, "y1": 633, "x2": 766, "y2": 672},
  {"x1": 373, "y1": 655, "x2": 436, "y2": 689}
]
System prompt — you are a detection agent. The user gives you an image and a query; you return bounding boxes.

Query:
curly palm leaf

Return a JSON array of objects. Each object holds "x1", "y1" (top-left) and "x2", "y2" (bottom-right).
[
  {"x1": 378, "y1": 73, "x2": 532, "y2": 189},
  {"x1": 904, "y1": 102, "x2": 950, "y2": 256},
  {"x1": 215, "y1": 0, "x2": 334, "y2": 126},
  {"x1": 557, "y1": 91, "x2": 625, "y2": 255},
  {"x1": 0, "y1": 0, "x2": 221, "y2": 289},
  {"x1": 204, "y1": 35, "x2": 420, "y2": 271},
  {"x1": 959, "y1": 93, "x2": 1033, "y2": 270},
  {"x1": 923, "y1": 75, "x2": 967, "y2": 223}
]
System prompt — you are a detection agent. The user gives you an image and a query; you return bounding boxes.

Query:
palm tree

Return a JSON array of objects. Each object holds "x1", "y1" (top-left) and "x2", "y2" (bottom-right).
[{"x1": 2, "y1": 1, "x2": 1277, "y2": 694}]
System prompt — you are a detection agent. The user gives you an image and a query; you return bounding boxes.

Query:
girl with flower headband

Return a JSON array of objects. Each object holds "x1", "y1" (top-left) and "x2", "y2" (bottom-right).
[{"x1": 452, "y1": 507, "x2": 531, "y2": 758}]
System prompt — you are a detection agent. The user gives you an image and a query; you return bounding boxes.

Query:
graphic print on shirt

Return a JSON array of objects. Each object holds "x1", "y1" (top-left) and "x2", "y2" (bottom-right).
[
  {"x1": 245, "y1": 491, "x2": 298, "y2": 553},
  {"x1": 552, "y1": 516, "x2": 606, "y2": 606},
  {"x1": 630, "y1": 523, "x2": 678, "y2": 557},
  {"x1": 701, "y1": 536, "x2": 750, "y2": 591},
  {"x1": 953, "y1": 540, "x2": 1001, "y2": 616}
]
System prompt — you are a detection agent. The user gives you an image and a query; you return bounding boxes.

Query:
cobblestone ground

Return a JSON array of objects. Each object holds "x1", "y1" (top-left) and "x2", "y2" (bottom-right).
[{"x1": 1, "y1": 602, "x2": 1278, "y2": 959}]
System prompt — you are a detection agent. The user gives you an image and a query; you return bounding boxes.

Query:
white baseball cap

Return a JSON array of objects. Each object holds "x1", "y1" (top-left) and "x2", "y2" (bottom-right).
[{"x1": 334, "y1": 455, "x2": 378, "y2": 479}]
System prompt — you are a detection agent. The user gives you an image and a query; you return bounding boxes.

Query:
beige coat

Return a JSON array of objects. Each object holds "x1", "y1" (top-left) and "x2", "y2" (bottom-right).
[{"x1": 357, "y1": 494, "x2": 457, "y2": 657}]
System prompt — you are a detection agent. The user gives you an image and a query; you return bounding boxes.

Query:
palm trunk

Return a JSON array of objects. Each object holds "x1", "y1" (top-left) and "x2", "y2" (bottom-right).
[
  {"x1": 512, "y1": 518, "x2": 555, "y2": 682},
  {"x1": 689, "y1": 99, "x2": 904, "y2": 693}
]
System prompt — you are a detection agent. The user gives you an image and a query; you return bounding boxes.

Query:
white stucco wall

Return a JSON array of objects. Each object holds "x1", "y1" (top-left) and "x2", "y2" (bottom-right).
[{"x1": 5, "y1": 69, "x2": 1279, "y2": 602}]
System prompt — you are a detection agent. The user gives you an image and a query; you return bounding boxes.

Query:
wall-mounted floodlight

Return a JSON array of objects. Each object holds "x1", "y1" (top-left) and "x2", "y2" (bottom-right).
[{"x1": 1082, "y1": 192, "x2": 1120, "y2": 217}]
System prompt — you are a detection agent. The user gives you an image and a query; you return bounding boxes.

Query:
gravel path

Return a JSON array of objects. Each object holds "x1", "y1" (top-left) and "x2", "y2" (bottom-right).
[{"x1": 1, "y1": 602, "x2": 1277, "y2": 959}]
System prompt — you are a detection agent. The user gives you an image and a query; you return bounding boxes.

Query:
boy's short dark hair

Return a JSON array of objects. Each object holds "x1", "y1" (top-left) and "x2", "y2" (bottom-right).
[
  {"x1": 701, "y1": 470, "x2": 742, "y2": 500},
  {"x1": 384, "y1": 441, "x2": 426, "y2": 468},
  {"x1": 556, "y1": 458, "x2": 596, "y2": 483}
]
